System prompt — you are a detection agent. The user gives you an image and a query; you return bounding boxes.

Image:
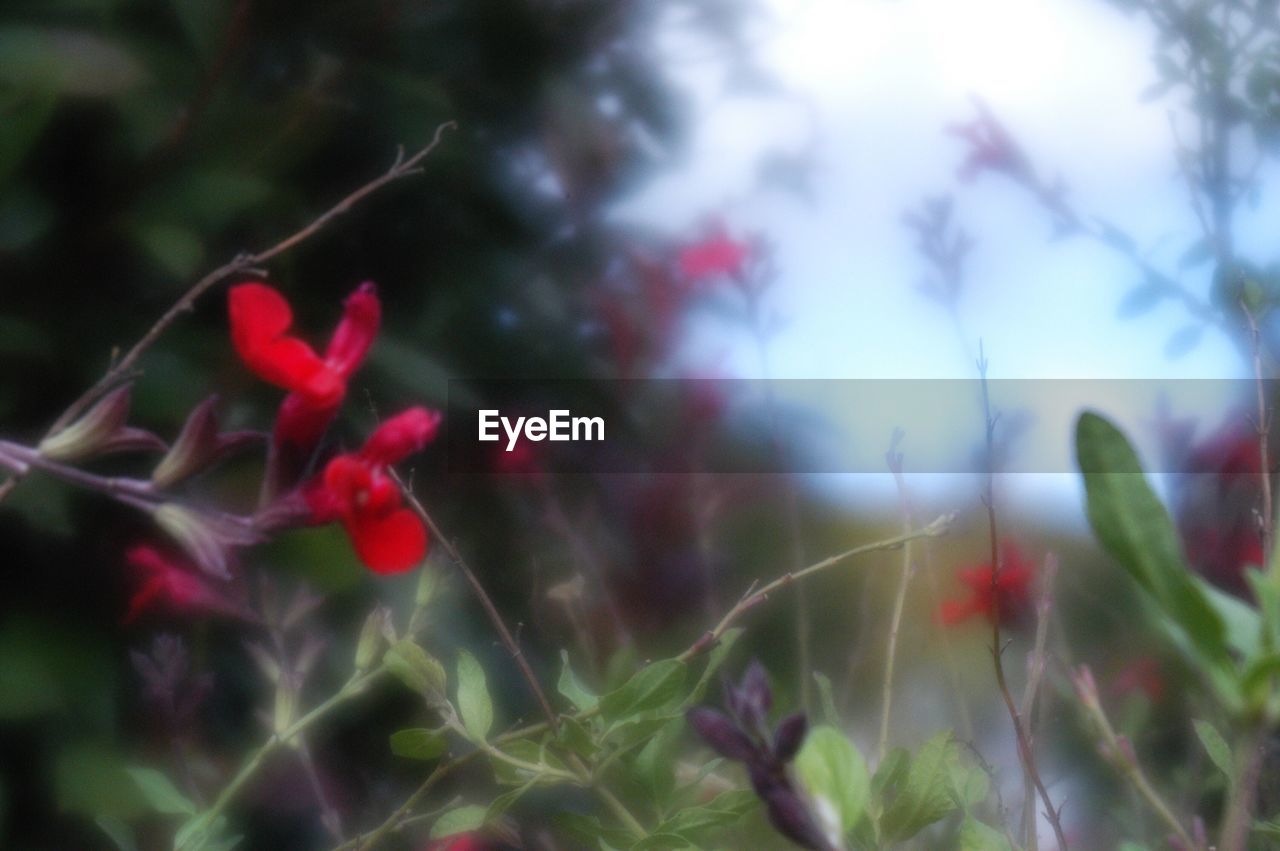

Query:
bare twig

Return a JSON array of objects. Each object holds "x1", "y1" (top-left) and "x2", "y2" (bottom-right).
[
  {"x1": 878, "y1": 429, "x2": 915, "y2": 762},
  {"x1": 45, "y1": 122, "x2": 458, "y2": 439},
  {"x1": 1243, "y1": 303, "x2": 1273, "y2": 563},
  {"x1": 392, "y1": 470, "x2": 560, "y2": 732},
  {"x1": 977, "y1": 344, "x2": 1069, "y2": 851},
  {"x1": 1019, "y1": 553, "x2": 1059, "y2": 851}
]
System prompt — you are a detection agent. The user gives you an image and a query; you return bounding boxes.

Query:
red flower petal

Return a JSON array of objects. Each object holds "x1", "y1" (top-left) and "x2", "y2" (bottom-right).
[
  {"x1": 360, "y1": 407, "x2": 443, "y2": 465},
  {"x1": 229, "y1": 283, "x2": 340, "y2": 404},
  {"x1": 345, "y1": 507, "x2": 428, "y2": 574},
  {"x1": 324, "y1": 282, "x2": 381, "y2": 378}
]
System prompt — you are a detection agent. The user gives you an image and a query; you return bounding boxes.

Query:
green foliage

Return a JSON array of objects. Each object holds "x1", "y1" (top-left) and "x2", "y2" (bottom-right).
[
  {"x1": 878, "y1": 731, "x2": 960, "y2": 843},
  {"x1": 389, "y1": 728, "x2": 449, "y2": 761},
  {"x1": 598, "y1": 660, "x2": 687, "y2": 723},
  {"x1": 958, "y1": 815, "x2": 1013, "y2": 851},
  {"x1": 383, "y1": 638, "x2": 447, "y2": 705},
  {"x1": 795, "y1": 725, "x2": 870, "y2": 835},
  {"x1": 431, "y1": 804, "x2": 487, "y2": 839},
  {"x1": 125, "y1": 766, "x2": 197, "y2": 816},
  {"x1": 456, "y1": 649, "x2": 494, "y2": 742},
  {"x1": 558, "y1": 649, "x2": 599, "y2": 711},
  {"x1": 1193, "y1": 719, "x2": 1235, "y2": 785}
]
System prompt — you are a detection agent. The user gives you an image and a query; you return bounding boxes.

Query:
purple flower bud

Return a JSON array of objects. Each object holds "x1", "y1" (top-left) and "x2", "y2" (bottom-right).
[
  {"x1": 151, "y1": 503, "x2": 260, "y2": 579},
  {"x1": 38, "y1": 384, "x2": 165, "y2": 462},
  {"x1": 758, "y1": 780, "x2": 830, "y2": 850},
  {"x1": 730, "y1": 659, "x2": 773, "y2": 731},
  {"x1": 151, "y1": 396, "x2": 262, "y2": 489},
  {"x1": 772, "y1": 712, "x2": 809, "y2": 763},
  {"x1": 687, "y1": 706, "x2": 759, "y2": 762}
]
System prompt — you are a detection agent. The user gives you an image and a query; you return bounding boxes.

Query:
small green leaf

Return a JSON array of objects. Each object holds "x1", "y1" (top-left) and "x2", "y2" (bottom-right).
[
  {"x1": 598, "y1": 659, "x2": 687, "y2": 722},
  {"x1": 557, "y1": 650, "x2": 598, "y2": 711},
  {"x1": 486, "y1": 778, "x2": 537, "y2": 824},
  {"x1": 686, "y1": 627, "x2": 743, "y2": 705},
  {"x1": 390, "y1": 728, "x2": 449, "y2": 761},
  {"x1": 457, "y1": 649, "x2": 494, "y2": 742},
  {"x1": 430, "y1": 804, "x2": 486, "y2": 839},
  {"x1": 125, "y1": 766, "x2": 197, "y2": 816},
  {"x1": 813, "y1": 671, "x2": 840, "y2": 726},
  {"x1": 1193, "y1": 719, "x2": 1234, "y2": 782},
  {"x1": 958, "y1": 815, "x2": 1014, "y2": 851},
  {"x1": 880, "y1": 731, "x2": 958, "y2": 841},
  {"x1": 795, "y1": 725, "x2": 870, "y2": 834},
  {"x1": 383, "y1": 639, "x2": 447, "y2": 703},
  {"x1": 95, "y1": 816, "x2": 139, "y2": 851}
]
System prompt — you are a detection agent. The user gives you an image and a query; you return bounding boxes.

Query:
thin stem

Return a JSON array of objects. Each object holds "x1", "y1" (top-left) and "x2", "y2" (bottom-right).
[
  {"x1": 977, "y1": 346, "x2": 1069, "y2": 851},
  {"x1": 0, "y1": 440, "x2": 157, "y2": 502},
  {"x1": 1073, "y1": 666, "x2": 1195, "y2": 849},
  {"x1": 337, "y1": 519, "x2": 955, "y2": 849},
  {"x1": 878, "y1": 431, "x2": 914, "y2": 762},
  {"x1": 200, "y1": 668, "x2": 383, "y2": 831},
  {"x1": 1244, "y1": 303, "x2": 1274, "y2": 566},
  {"x1": 1220, "y1": 727, "x2": 1267, "y2": 851},
  {"x1": 47, "y1": 122, "x2": 457, "y2": 438},
  {"x1": 1019, "y1": 553, "x2": 1059, "y2": 851},
  {"x1": 392, "y1": 470, "x2": 560, "y2": 732}
]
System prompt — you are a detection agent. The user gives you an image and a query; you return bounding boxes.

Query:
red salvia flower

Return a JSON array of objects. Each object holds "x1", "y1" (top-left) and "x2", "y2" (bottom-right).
[
  {"x1": 938, "y1": 542, "x2": 1035, "y2": 627},
  {"x1": 678, "y1": 230, "x2": 750, "y2": 282},
  {"x1": 229, "y1": 281, "x2": 381, "y2": 450},
  {"x1": 124, "y1": 545, "x2": 246, "y2": 623},
  {"x1": 305, "y1": 407, "x2": 442, "y2": 574}
]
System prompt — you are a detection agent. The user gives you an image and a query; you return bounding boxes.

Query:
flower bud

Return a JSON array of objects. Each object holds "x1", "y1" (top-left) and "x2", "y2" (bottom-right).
[
  {"x1": 151, "y1": 396, "x2": 262, "y2": 489},
  {"x1": 355, "y1": 607, "x2": 390, "y2": 672},
  {"x1": 39, "y1": 385, "x2": 165, "y2": 462},
  {"x1": 152, "y1": 503, "x2": 260, "y2": 580}
]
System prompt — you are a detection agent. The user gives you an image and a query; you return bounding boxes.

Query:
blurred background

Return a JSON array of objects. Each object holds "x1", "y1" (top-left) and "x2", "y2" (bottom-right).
[{"x1": 3, "y1": 0, "x2": 1280, "y2": 848}]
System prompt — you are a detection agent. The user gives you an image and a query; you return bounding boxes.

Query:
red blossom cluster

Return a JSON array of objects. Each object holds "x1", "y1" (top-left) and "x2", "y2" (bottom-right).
[
  {"x1": 938, "y1": 541, "x2": 1036, "y2": 627},
  {"x1": 126, "y1": 281, "x2": 442, "y2": 621}
]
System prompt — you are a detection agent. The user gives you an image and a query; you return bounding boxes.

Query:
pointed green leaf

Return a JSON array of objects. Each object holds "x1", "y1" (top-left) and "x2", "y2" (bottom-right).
[
  {"x1": 430, "y1": 804, "x2": 486, "y2": 839},
  {"x1": 795, "y1": 725, "x2": 870, "y2": 834},
  {"x1": 557, "y1": 650, "x2": 598, "y2": 711},
  {"x1": 389, "y1": 728, "x2": 449, "y2": 761},
  {"x1": 880, "y1": 731, "x2": 958, "y2": 841},
  {"x1": 457, "y1": 649, "x2": 494, "y2": 742},
  {"x1": 125, "y1": 766, "x2": 196, "y2": 816},
  {"x1": 599, "y1": 659, "x2": 687, "y2": 722},
  {"x1": 1193, "y1": 719, "x2": 1234, "y2": 782}
]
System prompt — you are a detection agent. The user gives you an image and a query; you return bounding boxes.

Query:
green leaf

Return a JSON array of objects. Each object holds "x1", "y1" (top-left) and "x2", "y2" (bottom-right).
[
  {"x1": 633, "y1": 718, "x2": 682, "y2": 801},
  {"x1": 486, "y1": 778, "x2": 537, "y2": 824},
  {"x1": 1193, "y1": 719, "x2": 1234, "y2": 783},
  {"x1": 598, "y1": 659, "x2": 687, "y2": 722},
  {"x1": 958, "y1": 815, "x2": 1014, "y2": 851},
  {"x1": 95, "y1": 816, "x2": 139, "y2": 851},
  {"x1": 132, "y1": 221, "x2": 204, "y2": 278},
  {"x1": 383, "y1": 639, "x2": 447, "y2": 703},
  {"x1": 880, "y1": 731, "x2": 958, "y2": 842},
  {"x1": 686, "y1": 627, "x2": 743, "y2": 705},
  {"x1": 558, "y1": 650, "x2": 598, "y2": 711},
  {"x1": 430, "y1": 804, "x2": 486, "y2": 839},
  {"x1": 649, "y1": 789, "x2": 757, "y2": 842},
  {"x1": 389, "y1": 728, "x2": 449, "y2": 761},
  {"x1": 125, "y1": 766, "x2": 197, "y2": 816},
  {"x1": 457, "y1": 649, "x2": 494, "y2": 742},
  {"x1": 795, "y1": 725, "x2": 870, "y2": 834},
  {"x1": 1075, "y1": 413, "x2": 1229, "y2": 668},
  {"x1": 813, "y1": 671, "x2": 840, "y2": 726}
]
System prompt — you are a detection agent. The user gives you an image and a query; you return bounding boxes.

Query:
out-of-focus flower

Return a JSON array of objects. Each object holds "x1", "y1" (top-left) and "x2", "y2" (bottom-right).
[
  {"x1": 1112, "y1": 656, "x2": 1166, "y2": 704},
  {"x1": 938, "y1": 542, "x2": 1035, "y2": 627},
  {"x1": 304, "y1": 407, "x2": 442, "y2": 574},
  {"x1": 687, "y1": 661, "x2": 829, "y2": 850},
  {"x1": 948, "y1": 100, "x2": 1028, "y2": 183},
  {"x1": 124, "y1": 545, "x2": 249, "y2": 623},
  {"x1": 424, "y1": 834, "x2": 492, "y2": 851},
  {"x1": 678, "y1": 230, "x2": 751, "y2": 282},
  {"x1": 1171, "y1": 417, "x2": 1266, "y2": 595},
  {"x1": 229, "y1": 281, "x2": 380, "y2": 451}
]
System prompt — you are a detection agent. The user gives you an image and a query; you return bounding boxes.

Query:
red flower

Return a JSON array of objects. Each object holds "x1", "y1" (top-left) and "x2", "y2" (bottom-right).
[
  {"x1": 678, "y1": 231, "x2": 750, "y2": 282},
  {"x1": 305, "y1": 407, "x2": 442, "y2": 574},
  {"x1": 425, "y1": 834, "x2": 491, "y2": 851},
  {"x1": 229, "y1": 282, "x2": 381, "y2": 450},
  {"x1": 938, "y1": 542, "x2": 1035, "y2": 627},
  {"x1": 1112, "y1": 657, "x2": 1166, "y2": 704},
  {"x1": 124, "y1": 545, "x2": 245, "y2": 623}
]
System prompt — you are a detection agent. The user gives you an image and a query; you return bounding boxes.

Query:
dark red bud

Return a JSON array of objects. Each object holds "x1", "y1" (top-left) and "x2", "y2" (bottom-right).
[{"x1": 686, "y1": 707, "x2": 758, "y2": 762}]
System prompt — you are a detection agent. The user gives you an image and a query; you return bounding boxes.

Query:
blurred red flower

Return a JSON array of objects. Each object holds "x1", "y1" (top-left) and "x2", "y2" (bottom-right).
[
  {"x1": 938, "y1": 542, "x2": 1035, "y2": 627},
  {"x1": 678, "y1": 231, "x2": 750, "y2": 282},
  {"x1": 1112, "y1": 656, "x2": 1166, "y2": 704},
  {"x1": 305, "y1": 407, "x2": 442, "y2": 574},
  {"x1": 229, "y1": 281, "x2": 381, "y2": 450},
  {"x1": 425, "y1": 834, "x2": 490, "y2": 851},
  {"x1": 124, "y1": 544, "x2": 245, "y2": 623}
]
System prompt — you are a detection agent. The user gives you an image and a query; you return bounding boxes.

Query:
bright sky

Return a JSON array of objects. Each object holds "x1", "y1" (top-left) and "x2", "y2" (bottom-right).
[{"x1": 619, "y1": 0, "x2": 1261, "y2": 515}]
